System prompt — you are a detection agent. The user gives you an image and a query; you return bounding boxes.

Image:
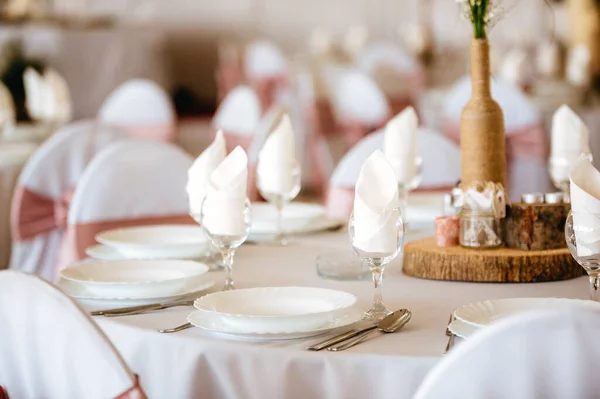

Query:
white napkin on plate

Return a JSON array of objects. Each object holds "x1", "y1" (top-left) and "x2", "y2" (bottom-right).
[
  {"x1": 203, "y1": 146, "x2": 249, "y2": 236},
  {"x1": 352, "y1": 150, "x2": 400, "y2": 254},
  {"x1": 536, "y1": 41, "x2": 560, "y2": 79},
  {"x1": 256, "y1": 114, "x2": 297, "y2": 196},
  {"x1": 187, "y1": 130, "x2": 227, "y2": 214},
  {"x1": 550, "y1": 105, "x2": 591, "y2": 182},
  {"x1": 383, "y1": 106, "x2": 418, "y2": 185},
  {"x1": 570, "y1": 155, "x2": 600, "y2": 256},
  {"x1": 499, "y1": 49, "x2": 527, "y2": 87},
  {"x1": 566, "y1": 44, "x2": 592, "y2": 88}
]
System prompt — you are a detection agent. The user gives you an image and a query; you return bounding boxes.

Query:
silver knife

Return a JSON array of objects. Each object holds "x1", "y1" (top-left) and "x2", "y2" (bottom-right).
[{"x1": 306, "y1": 322, "x2": 377, "y2": 351}]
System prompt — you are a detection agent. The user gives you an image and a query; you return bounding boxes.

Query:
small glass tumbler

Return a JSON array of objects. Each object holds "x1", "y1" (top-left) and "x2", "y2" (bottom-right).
[
  {"x1": 200, "y1": 198, "x2": 252, "y2": 291},
  {"x1": 348, "y1": 209, "x2": 405, "y2": 321},
  {"x1": 565, "y1": 211, "x2": 600, "y2": 301},
  {"x1": 256, "y1": 160, "x2": 301, "y2": 245}
]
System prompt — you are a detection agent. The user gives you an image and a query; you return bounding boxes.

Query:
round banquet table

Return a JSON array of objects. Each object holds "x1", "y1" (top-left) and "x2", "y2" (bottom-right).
[{"x1": 88, "y1": 226, "x2": 590, "y2": 399}]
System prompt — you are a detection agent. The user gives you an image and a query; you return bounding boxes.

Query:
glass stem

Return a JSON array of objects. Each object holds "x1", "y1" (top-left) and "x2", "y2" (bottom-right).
[
  {"x1": 590, "y1": 274, "x2": 600, "y2": 302},
  {"x1": 398, "y1": 186, "x2": 409, "y2": 224},
  {"x1": 370, "y1": 262, "x2": 385, "y2": 313},
  {"x1": 222, "y1": 248, "x2": 235, "y2": 291},
  {"x1": 276, "y1": 200, "x2": 287, "y2": 246}
]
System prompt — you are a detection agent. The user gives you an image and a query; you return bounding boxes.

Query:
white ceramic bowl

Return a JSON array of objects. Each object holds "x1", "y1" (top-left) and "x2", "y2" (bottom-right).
[
  {"x1": 95, "y1": 225, "x2": 209, "y2": 259},
  {"x1": 194, "y1": 287, "x2": 358, "y2": 333},
  {"x1": 60, "y1": 260, "x2": 210, "y2": 299}
]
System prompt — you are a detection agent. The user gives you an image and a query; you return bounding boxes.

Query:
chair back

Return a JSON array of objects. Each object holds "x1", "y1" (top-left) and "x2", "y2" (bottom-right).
[
  {"x1": 0, "y1": 270, "x2": 146, "y2": 399},
  {"x1": 9, "y1": 121, "x2": 125, "y2": 280}
]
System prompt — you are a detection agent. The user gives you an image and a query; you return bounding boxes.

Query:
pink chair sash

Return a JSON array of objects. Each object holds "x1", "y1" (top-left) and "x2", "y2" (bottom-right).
[
  {"x1": 338, "y1": 117, "x2": 389, "y2": 150},
  {"x1": 118, "y1": 123, "x2": 177, "y2": 142},
  {"x1": 11, "y1": 187, "x2": 75, "y2": 242},
  {"x1": 115, "y1": 375, "x2": 147, "y2": 399},
  {"x1": 57, "y1": 214, "x2": 195, "y2": 275}
]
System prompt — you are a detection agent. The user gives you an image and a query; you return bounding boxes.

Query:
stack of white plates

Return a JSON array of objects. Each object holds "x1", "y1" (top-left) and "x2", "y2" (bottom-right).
[
  {"x1": 250, "y1": 203, "x2": 343, "y2": 239},
  {"x1": 86, "y1": 225, "x2": 209, "y2": 261},
  {"x1": 449, "y1": 298, "x2": 600, "y2": 339},
  {"x1": 187, "y1": 287, "x2": 362, "y2": 340},
  {"x1": 58, "y1": 259, "x2": 214, "y2": 303}
]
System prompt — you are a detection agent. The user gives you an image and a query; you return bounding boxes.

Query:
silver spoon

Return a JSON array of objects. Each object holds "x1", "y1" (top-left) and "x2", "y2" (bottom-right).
[{"x1": 328, "y1": 309, "x2": 412, "y2": 351}]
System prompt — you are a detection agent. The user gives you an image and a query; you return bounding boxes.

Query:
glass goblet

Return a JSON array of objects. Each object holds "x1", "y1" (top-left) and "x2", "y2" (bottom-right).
[
  {"x1": 256, "y1": 160, "x2": 301, "y2": 246},
  {"x1": 189, "y1": 212, "x2": 223, "y2": 271},
  {"x1": 566, "y1": 211, "x2": 600, "y2": 301},
  {"x1": 200, "y1": 198, "x2": 252, "y2": 291},
  {"x1": 348, "y1": 208, "x2": 406, "y2": 321}
]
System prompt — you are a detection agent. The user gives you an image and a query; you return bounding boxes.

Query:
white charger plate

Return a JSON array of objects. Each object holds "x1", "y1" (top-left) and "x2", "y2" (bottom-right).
[
  {"x1": 194, "y1": 287, "x2": 358, "y2": 333},
  {"x1": 187, "y1": 308, "x2": 363, "y2": 341},
  {"x1": 250, "y1": 203, "x2": 332, "y2": 235},
  {"x1": 60, "y1": 260, "x2": 210, "y2": 299},
  {"x1": 85, "y1": 244, "x2": 210, "y2": 261},
  {"x1": 56, "y1": 278, "x2": 215, "y2": 303},
  {"x1": 448, "y1": 319, "x2": 479, "y2": 339},
  {"x1": 454, "y1": 298, "x2": 600, "y2": 328},
  {"x1": 95, "y1": 225, "x2": 208, "y2": 259}
]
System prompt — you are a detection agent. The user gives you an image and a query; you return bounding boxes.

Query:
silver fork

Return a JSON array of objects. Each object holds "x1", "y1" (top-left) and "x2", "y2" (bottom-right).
[{"x1": 443, "y1": 314, "x2": 455, "y2": 356}]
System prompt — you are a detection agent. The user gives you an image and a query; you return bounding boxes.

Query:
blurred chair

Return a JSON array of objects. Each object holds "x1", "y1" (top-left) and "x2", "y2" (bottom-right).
[
  {"x1": 357, "y1": 42, "x2": 424, "y2": 115},
  {"x1": 326, "y1": 127, "x2": 460, "y2": 218},
  {"x1": 98, "y1": 79, "x2": 176, "y2": 142},
  {"x1": 441, "y1": 75, "x2": 552, "y2": 201},
  {"x1": 0, "y1": 81, "x2": 16, "y2": 136},
  {"x1": 9, "y1": 121, "x2": 125, "y2": 281},
  {"x1": 326, "y1": 69, "x2": 391, "y2": 149},
  {"x1": 57, "y1": 140, "x2": 194, "y2": 273},
  {"x1": 244, "y1": 40, "x2": 290, "y2": 110},
  {"x1": 414, "y1": 307, "x2": 600, "y2": 399},
  {"x1": 0, "y1": 270, "x2": 146, "y2": 399},
  {"x1": 215, "y1": 40, "x2": 244, "y2": 104}
]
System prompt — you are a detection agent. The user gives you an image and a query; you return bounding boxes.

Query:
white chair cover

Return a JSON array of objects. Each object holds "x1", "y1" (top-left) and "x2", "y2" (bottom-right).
[
  {"x1": 213, "y1": 85, "x2": 262, "y2": 141},
  {"x1": 442, "y1": 75, "x2": 552, "y2": 201},
  {"x1": 414, "y1": 306, "x2": 600, "y2": 399},
  {"x1": 357, "y1": 42, "x2": 420, "y2": 77},
  {"x1": 58, "y1": 140, "x2": 193, "y2": 270},
  {"x1": 9, "y1": 121, "x2": 125, "y2": 280},
  {"x1": 244, "y1": 40, "x2": 288, "y2": 80},
  {"x1": 0, "y1": 270, "x2": 140, "y2": 399},
  {"x1": 98, "y1": 79, "x2": 176, "y2": 141}
]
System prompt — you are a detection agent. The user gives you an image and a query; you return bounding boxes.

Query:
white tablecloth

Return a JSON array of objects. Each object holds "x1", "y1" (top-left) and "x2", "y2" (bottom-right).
[
  {"x1": 91, "y1": 226, "x2": 589, "y2": 399},
  {"x1": 0, "y1": 23, "x2": 170, "y2": 119}
]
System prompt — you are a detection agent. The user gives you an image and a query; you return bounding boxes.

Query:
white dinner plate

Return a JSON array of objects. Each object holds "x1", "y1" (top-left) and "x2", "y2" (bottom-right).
[
  {"x1": 448, "y1": 319, "x2": 479, "y2": 339},
  {"x1": 194, "y1": 286, "x2": 358, "y2": 333},
  {"x1": 56, "y1": 278, "x2": 215, "y2": 303},
  {"x1": 95, "y1": 225, "x2": 208, "y2": 259},
  {"x1": 60, "y1": 260, "x2": 210, "y2": 299},
  {"x1": 454, "y1": 298, "x2": 600, "y2": 328},
  {"x1": 250, "y1": 203, "x2": 335, "y2": 235},
  {"x1": 187, "y1": 308, "x2": 363, "y2": 341},
  {"x1": 85, "y1": 244, "x2": 210, "y2": 261}
]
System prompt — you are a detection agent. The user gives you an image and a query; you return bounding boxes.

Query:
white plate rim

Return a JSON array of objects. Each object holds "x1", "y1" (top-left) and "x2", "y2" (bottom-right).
[
  {"x1": 448, "y1": 318, "x2": 479, "y2": 339},
  {"x1": 187, "y1": 309, "x2": 363, "y2": 340},
  {"x1": 95, "y1": 224, "x2": 207, "y2": 250},
  {"x1": 59, "y1": 260, "x2": 210, "y2": 286}
]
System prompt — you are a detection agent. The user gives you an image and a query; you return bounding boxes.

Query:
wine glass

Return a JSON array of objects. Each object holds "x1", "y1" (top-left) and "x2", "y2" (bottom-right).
[
  {"x1": 256, "y1": 160, "x2": 301, "y2": 245},
  {"x1": 565, "y1": 211, "x2": 600, "y2": 301},
  {"x1": 549, "y1": 153, "x2": 593, "y2": 202},
  {"x1": 200, "y1": 198, "x2": 252, "y2": 291},
  {"x1": 189, "y1": 213, "x2": 223, "y2": 271},
  {"x1": 348, "y1": 208, "x2": 405, "y2": 321}
]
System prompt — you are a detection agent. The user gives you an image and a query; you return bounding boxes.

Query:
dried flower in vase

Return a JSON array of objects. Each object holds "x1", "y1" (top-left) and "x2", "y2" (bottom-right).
[{"x1": 456, "y1": 0, "x2": 507, "y2": 39}]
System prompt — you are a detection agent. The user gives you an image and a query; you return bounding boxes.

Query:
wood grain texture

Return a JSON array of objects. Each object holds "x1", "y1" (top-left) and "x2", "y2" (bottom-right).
[
  {"x1": 504, "y1": 203, "x2": 570, "y2": 250},
  {"x1": 403, "y1": 237, "x2": 583, "y2": 283}
]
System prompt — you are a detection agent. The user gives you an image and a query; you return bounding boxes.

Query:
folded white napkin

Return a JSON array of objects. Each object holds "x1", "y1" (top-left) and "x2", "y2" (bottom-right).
[
  {"x1": 536, "y1": 41, "x2": 560, "y2": 79},
  {"x1": 550, "y1": 105, "x2": 591, "y2": 182},
  {"x1": 570, "y1": 155, "x2": 600, "y2": 256},
  {"x1": 256, "y1": 114, "x2": 298, "y2": 196},
  {"x1": 202, "y1": 146, "x2": 249, "y2": 237},
  {"x1": 566, "y1": 44, "x2": 592, "y2": 87},
  {"x1": 383, "y1": 106, "x2": 418, "y2": 185},
  {"x1": 24, "y1": 67, "x2": 71, "y2": 124},
  {"x1": 352, "y1": 150, "x2": 400, "y2": 254},
  {"x1": 187, "y1": 131, "x2": 227, "y2": 214},
  {"x1": 23, "y1": 67, "x2": 44, "y2": 122},
  {"x1": 499, "y1": 49, "x2": 527, "y2": 87}
]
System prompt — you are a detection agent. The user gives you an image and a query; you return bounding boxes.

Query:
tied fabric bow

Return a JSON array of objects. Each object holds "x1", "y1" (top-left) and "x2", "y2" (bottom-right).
[{"x1": 11, "y1": 187, "x2": 75, "y2": 241}]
